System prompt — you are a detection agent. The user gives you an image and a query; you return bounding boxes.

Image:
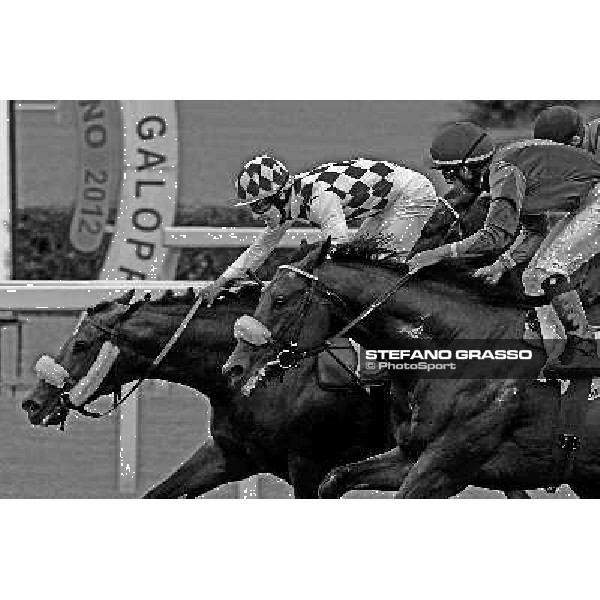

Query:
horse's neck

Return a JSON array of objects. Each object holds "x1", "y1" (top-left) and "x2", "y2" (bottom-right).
[
  {"x1": 401, "y1": 279, "x2": 512, "y2": 338},
  {"x1": 116, "y1": 301, "x2": 245, "y2": 398},
  {"x1": 324, "y1": 262, "x2": 525, "y2": 341}
]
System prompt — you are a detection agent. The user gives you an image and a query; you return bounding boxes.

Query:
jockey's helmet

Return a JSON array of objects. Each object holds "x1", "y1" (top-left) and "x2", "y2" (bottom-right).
[
  {"x1": 533, "y1": 105, "x2": 584, "y2": 146},
  {"x1": 430, "y1": 122, "x2": 495, "y2": 168},
  {"x1": 234, "y1": 155, "x2": 291, "y2": 210},
  {"x1": 430, "y1": 122, "x2": 495, "y2": 191}
]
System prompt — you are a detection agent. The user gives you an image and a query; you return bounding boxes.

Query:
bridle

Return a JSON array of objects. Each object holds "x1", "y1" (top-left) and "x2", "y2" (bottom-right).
[
  {"x1": 44, "y1": 302, "x2": 151, "y2": 429},
  {"x1": 259, "y1": 265, "x2": 359, "y2": 375},
  {"x1": 249, "y1": 262, "x2": 417, "y2": 391},
  {"x1": 41, "y1": 290, "x2": 208, "y2": 429}
]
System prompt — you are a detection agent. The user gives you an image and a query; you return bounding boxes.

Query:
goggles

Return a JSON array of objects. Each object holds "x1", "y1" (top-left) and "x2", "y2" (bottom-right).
[
  {"x1": 250, "y1": 195, "x2": 275, "y2": 215},
  {"x1": 438, "y1": 166, "x2": 462, "y2": 183}
]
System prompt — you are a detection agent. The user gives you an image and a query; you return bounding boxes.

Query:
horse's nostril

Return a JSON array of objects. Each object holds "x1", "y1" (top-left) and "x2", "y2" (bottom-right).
[
  {"x1": 22, "y1": 399, "x2": 37, "y2": 412},
  {"x1": 227, "y1": 364, "x2": 244, "y2": 379}
]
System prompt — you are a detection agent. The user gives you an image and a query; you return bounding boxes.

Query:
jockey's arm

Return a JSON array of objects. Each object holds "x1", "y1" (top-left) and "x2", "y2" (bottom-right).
[
  {"x1": 309, "y1": 190, "x2": 351, "y2": 244},
  {"x1": 435, "y1": 161, "x2": 525, "y2": 260},
  {"x1": 497, "y1": 214, "x2": 548, "y2": 269},
  {"x1": 221, "y1": 222, "x2": 291, "y2": 282},
  {"x1": 408, "y1": 187, "x2": 478, "y2": 256}
]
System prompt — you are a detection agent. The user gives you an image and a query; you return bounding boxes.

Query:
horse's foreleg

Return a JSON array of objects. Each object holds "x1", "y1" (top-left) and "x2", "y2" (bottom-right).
[
  {"x1": 143, "y1": 436, "x2": 256, "y2": 498},
  {"x1": 318, "y1": 446, "x2": 414, "y2": 498},
  {"x1": 394, "y1": 438, "x2": 473, "y2": 499}
]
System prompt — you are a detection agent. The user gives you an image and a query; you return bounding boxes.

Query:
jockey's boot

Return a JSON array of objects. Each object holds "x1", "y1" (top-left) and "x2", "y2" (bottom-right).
[
  {"x1": 544, "y1": 335, "x2": 600, "y2": 379},
  {"x1": 541, "y1": 276, "x2": 600, "y2": 379}
]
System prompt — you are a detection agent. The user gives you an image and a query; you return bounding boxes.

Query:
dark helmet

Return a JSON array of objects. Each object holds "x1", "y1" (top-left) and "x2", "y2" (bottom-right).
[
  {"x1": 533, "y1": 105, "x2": 584, "y2": 145},
  {"x1": 430, "y1": 122, "x2": 495, "y2": 168}
]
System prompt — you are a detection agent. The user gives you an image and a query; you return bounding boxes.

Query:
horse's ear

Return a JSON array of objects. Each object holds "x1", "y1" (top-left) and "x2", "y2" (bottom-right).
[
  {"x1": 117, "y1": 289, "x2": 135, "y2": 304},
  {"x1": 289, "y1": 238, "x2": 312, "y2": 262},
  {"x1": 314, "y1": 236, "x2": 332, "y2": 268}
]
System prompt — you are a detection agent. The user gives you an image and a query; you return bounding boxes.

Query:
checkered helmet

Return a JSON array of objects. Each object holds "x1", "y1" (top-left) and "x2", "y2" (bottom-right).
[{"x1": 234, "y1": 155, "x2": 291, "y2": 207}]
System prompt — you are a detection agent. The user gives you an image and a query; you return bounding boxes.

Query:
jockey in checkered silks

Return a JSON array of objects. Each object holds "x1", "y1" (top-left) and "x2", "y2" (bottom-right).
[
  {"x1": 407, "y1": 121, "x2": 600, "y2": 380},
  {"x1": 198, "y1": 154, "x2": 439, "y2": 305}
]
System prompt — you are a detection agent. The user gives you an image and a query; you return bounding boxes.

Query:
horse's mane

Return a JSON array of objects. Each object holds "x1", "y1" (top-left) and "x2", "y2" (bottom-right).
[
  {"x1": 326, "y1": 237, "x2": 543, "y2": 310},
  {"x1": 87, "y1": 281, "x2": 263, "y2": 316},
  {"x1": 331, "y1": 235, "x2": 410, "y2": 271}
]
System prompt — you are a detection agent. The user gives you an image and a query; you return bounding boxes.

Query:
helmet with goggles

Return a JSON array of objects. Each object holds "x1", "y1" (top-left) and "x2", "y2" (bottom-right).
[
  {"x1": 430, "y1": 122, "x2": 495, "y2": 188},
  {"x1": 430, "y1": 122, "x2": 495, "y2": 168}
]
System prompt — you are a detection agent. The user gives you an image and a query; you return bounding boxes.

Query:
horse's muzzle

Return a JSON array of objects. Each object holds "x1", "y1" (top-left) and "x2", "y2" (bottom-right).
[
  {"x1": 21, "y1": 391, "x2": 67, "y2": 427},
  {"x1": 222, "y1": 362, "x2": 245, "y2": 389}
]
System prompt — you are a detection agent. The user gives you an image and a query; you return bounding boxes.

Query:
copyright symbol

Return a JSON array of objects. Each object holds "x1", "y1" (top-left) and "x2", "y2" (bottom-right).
[{"x1": 366, "y1": 362, "x2": 376, "y2": 369}]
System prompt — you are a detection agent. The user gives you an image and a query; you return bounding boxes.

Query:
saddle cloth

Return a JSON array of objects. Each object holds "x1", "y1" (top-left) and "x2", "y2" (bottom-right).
[{"x1": 317, "y1": 337, "x2": 389, "y2": 391}]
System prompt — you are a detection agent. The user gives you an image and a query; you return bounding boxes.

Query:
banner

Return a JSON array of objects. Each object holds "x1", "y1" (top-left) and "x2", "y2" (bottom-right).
[
  {"x1": 0, "y1": 101, "x2": 11, "y2": 280},
  {"x1": 70, "y1": 101, "x2": 122, "y2": 253},
  {"x1": 100, "y1": 101, "x2": 179, "y2": 281}
]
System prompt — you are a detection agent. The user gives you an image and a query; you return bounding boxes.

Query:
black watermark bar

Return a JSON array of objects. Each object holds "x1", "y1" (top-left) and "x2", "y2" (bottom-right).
[{"x1": 359, "y1": 339, "x2": 549, "y2": 380}]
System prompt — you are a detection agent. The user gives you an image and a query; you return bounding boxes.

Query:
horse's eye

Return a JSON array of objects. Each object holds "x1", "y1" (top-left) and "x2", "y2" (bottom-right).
[
  {"x1": 73, "y1": 340, "x2": 90, "y2": 352},
  {"x1": 273, "y1": 295, "x2": 286, "y2": 306}
]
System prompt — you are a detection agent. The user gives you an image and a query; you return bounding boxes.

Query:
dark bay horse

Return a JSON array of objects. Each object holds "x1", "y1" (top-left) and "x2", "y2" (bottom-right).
[
  {"x1": 225, "y1": 239, "x2": 600, "y2": 498},
  {"x1": 21, "y1": 285, "x2": 389, "y2": 498}
]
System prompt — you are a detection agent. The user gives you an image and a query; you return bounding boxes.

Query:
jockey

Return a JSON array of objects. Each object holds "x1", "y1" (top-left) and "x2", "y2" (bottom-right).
[
  {"x1": 199, "y1": 154, "x2": 439, "y2": 305},
  {"x1": 533, "y1": 104, "x2": 600, "y2": 158},
  {"x1": 407, "y1": 121, "x2": 600, "y2": 379}
]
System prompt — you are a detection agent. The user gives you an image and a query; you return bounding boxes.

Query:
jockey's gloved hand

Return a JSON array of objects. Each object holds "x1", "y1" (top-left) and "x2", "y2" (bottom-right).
[
  {"x1": 473, "y1": 260, "x2": 506, "y2": 286},
  {"x1": 198, "y1": 276, "x2": 230, "y2": 307},
  {"x1": 406, "y1": 247, "x2": 449, "y2": 274}
]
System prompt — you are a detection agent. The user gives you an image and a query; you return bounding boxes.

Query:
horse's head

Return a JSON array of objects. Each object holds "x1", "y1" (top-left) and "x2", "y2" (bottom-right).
[
  {"x1": 22, "y1": 289, "x2": 145, "y2": 428},
  {"x1": 224, "y1": 238, "x2": 350, "y2": 395}
]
